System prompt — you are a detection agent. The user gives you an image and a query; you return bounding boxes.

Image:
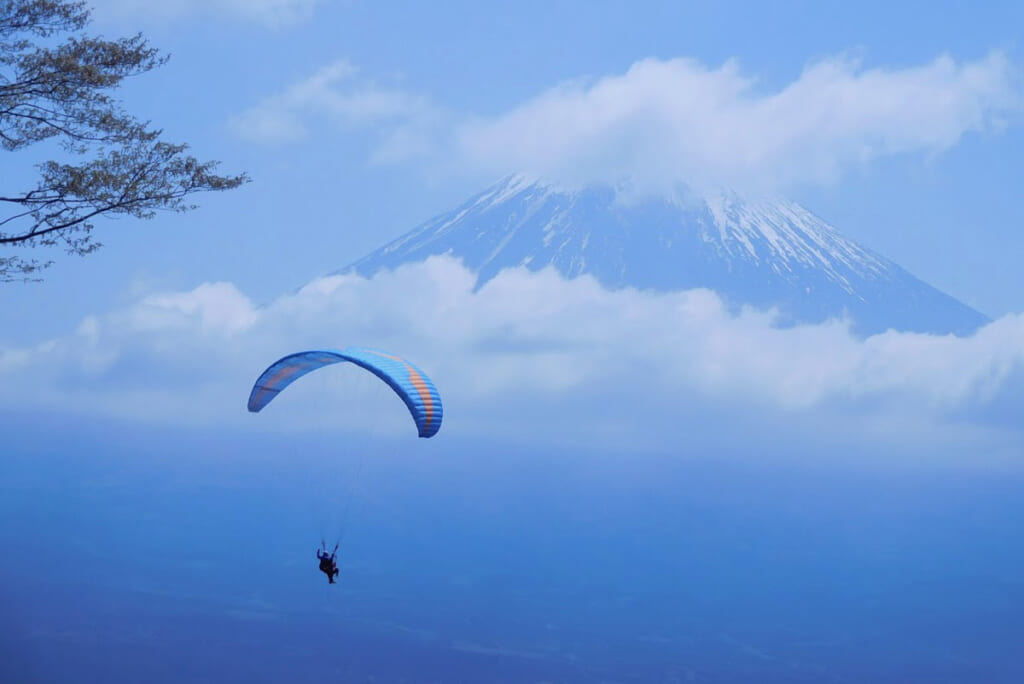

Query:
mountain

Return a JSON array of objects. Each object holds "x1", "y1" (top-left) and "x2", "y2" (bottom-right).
[{"x1": 341, "y1": 175, "x2": 988, "y2": 336}]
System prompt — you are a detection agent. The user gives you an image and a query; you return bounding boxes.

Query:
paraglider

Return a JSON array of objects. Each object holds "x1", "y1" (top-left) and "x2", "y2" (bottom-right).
[
  {"x1": 316, "y1": 542, "x2": 340, "y2": 584},
  {"x1": 247, "y1": 347, "x2": 442, "y2": 438},
  {"x1": 247, "y1": 347, "x2": 443, "y2": 584}
]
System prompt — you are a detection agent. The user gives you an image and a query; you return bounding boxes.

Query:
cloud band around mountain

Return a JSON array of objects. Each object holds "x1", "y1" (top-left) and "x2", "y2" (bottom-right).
[{"x1": 3, "y1": 258, "x2": 1022, "y2": 459}]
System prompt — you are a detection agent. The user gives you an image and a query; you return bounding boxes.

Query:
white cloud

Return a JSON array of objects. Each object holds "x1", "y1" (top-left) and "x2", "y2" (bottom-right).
[
  {"x1": 90, "y1": 0, "x2": 325, "y2": 28},
  {"x1": 239, "y1": 53, "x2": 1021, "y2": 192},
  {"x1": 1, "y1": 258, "x2": 1022, "y2": 459},
  {"x1": 231, "y1": 61, "x2": 446, "y2": 146},
  {"x1": 127, "y1": 282, "x2": 259, "y2": 336},
  {"x1": 454, "y1": 53, "x2": 1021, "y2": 194}
]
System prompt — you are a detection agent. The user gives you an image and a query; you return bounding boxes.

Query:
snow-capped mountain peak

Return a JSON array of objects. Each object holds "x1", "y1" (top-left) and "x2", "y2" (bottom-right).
[{"x1": 341, "y1": 175, "x2": 987, "y2": 336}]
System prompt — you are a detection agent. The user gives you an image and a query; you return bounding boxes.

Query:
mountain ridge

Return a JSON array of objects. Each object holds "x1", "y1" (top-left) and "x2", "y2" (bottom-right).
[{"x1": 340, "y1": 175, "x2": 988, "y2": 337}]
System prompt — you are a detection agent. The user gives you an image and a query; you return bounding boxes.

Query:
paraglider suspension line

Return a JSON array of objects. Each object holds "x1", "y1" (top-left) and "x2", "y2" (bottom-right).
[{"x1": 329, "y1": 455, "x2": 368, "y2": 549}]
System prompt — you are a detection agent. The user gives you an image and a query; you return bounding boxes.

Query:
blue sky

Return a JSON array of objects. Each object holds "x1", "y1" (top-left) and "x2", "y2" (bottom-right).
[{"x1": 1, "y1": 0, "x2": 1023, "y2": 457}]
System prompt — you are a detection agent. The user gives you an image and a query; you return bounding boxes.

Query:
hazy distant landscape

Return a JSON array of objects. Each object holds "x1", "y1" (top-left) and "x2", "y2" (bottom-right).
[{"x1": 4, "y1": 415, "x2": 1024, "y2": 682}]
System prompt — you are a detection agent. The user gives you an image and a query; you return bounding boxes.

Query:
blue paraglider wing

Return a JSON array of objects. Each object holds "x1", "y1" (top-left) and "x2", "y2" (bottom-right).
[{"x1": 247, "y1": 347, "x2": 442, "y2": 438}]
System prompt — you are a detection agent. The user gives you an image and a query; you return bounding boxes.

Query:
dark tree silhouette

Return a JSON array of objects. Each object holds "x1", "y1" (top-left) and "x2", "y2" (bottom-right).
[{"x1": 0, "y1": 0, "x2": 248, "y2": 281}]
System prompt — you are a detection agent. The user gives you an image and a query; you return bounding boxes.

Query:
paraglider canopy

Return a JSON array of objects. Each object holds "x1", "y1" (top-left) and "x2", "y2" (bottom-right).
[{"x1": 247, "y1": 347, "x2": 442, "y2": 438}]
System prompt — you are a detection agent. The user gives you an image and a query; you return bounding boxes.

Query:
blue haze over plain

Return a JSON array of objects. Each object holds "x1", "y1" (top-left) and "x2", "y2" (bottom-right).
[{"x1": 3, "y1": 414, "x2": 1024, "y2": 683}]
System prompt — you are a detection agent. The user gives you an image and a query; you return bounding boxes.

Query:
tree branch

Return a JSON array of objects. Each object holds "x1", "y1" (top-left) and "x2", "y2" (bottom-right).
[{"x1": 0, "y1": 0, "x2": 248, "y2": 280}]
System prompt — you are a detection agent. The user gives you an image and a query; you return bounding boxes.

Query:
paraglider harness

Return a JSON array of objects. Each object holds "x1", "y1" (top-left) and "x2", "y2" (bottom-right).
[{"x1": 317, "y1": 541, "x2": 340, "y2": 584}]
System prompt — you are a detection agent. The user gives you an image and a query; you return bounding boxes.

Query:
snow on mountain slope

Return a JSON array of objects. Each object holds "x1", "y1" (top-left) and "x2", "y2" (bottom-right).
[{"x1": 341, "y1": 176, "x2": 988, "y2": 336}]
